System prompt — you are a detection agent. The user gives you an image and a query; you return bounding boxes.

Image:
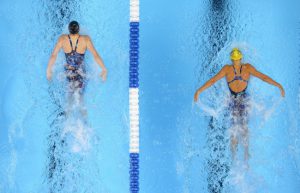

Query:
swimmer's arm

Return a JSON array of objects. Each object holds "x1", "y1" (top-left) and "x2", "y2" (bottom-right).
[
  {"x1": 194, "y1": 66, "x2": 227, "y2": 101},
  {"x1": 87, "y1": 36, "x2": 107, "y2": 81},
  {"x1": 46, "y1": 36, "x2": 63, "y2": 80},
  {"x1": 247, "y1": 64, "x2": 285, "y2": 97},
  {"x1": 86, "y1": 36, "x2": 107, "y2": 71}
]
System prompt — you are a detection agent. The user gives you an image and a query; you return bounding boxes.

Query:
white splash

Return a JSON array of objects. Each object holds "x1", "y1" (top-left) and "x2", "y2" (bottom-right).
[
  {"x1": 62, "y1": 119, "x2": 92, "y2": 153},
  {"x1": 227, "y1": 160, "x2": 265, "y2": 193},
  {"x1": 250, "y1": 96, "x2": 283, "y2": 127},
  {"x1": 62, "y1": 84, "x2": 93, "y2": 154},
  {"x1": 195, "y1": 94, "x2": 229, "y2": 118}
]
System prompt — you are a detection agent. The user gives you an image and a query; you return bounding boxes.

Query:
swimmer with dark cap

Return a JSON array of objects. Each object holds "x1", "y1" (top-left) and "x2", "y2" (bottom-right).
[{"x1": 46, "y1": 21, "x2": 107, "y2": 94}]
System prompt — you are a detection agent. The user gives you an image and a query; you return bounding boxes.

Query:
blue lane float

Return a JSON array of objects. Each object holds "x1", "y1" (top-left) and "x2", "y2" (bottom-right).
[{"x1": 129, "y1": 0, "x2": 140, "y2": 192}]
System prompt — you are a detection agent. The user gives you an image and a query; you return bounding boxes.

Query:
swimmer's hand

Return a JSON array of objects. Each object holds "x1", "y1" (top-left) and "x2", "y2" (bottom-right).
[
  {"x1": 194, "y1": 90, "x2": 200, "y2": 102},
  {"x1": 100, "y1": 68, "x2": 107, "y2": 82},
  {"x1": 46, "y1": 69, "x2": 52, "y2": 81},
  {"x1": 279, "y1": 85, "x2": 285, "y2": 97}
]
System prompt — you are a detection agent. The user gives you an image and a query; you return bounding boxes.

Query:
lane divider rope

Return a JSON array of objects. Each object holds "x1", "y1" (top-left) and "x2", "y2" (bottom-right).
[{"x1": 129, "y1": 0, "x2": 139, "y2": 192}]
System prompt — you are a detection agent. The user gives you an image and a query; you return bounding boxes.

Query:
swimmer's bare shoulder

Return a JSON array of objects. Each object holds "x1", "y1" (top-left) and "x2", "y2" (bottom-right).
[
  {"x1": 55, "y1": 34, "x2": 68, "y2": 46},
  {"x1": 59, "y1": 34, "x2": 68, "y2": 40},
  {"x1": 244, "y1": 63, "x2": 253, "y2": 67},
  {"x1": 243, "y1": 63, "x2": 254, "y2": 72},
  {"x1": 223, "y1": 64, "x2": 231, "y2": 74},
  {"x1": 78, "y1": 35, "x2": 91, "y2": 43},
  {"x1": 76, "y1": 35, "x2": 92, "y2": 48}
]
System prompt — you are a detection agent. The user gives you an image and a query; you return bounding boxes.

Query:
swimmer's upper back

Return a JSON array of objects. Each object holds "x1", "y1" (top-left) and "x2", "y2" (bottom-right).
[
  {"x1": 224, "y1": 63, "x2": 251, "y2": 94},
  {"x1": 226, "y1": 64, "x2": 250, "y2": 82},
  {"x1": 225, "y1": 63, "x2": 251, "y2": 83},
  {"x1": 61, "y1": 34, "x2": 89, "y2": 54}
]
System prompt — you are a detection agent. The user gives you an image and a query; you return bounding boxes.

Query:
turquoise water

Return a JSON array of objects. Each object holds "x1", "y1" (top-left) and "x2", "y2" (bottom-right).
[
  {"x1": 1, "y1": 0, "x2": 300, "y2": 193},
  {"x1": 0, "y1": 0, "x2": 129, "y2": 192},
  {"x1": 140, "y1": 0, "x2": 300, "y2": 193}
]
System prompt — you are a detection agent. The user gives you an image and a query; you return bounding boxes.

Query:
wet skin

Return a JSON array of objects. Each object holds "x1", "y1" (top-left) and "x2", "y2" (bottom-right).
[
  {"x1": 46, "y1": 33, "x2": 108, "y2": 118},
  {"x1": 46, "y1": 33, "x2": 107, "y2": 81},
  {"x1": 194, "y1": 59, "x2": 285, "y2": 163}
]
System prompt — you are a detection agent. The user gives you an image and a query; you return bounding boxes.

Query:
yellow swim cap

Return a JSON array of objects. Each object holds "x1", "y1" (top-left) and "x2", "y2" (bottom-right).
[{"x1": 230, "y1": 48, "x2": 243, "y2": 60}]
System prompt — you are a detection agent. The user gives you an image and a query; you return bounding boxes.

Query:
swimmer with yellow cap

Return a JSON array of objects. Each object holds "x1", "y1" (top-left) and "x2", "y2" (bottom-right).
[
  {"x1": 230, "y1": 48, "x2": 243, "y2": 60},
  {"x1": 194, "y1": 48, "x2": 285, "y2": 165}
]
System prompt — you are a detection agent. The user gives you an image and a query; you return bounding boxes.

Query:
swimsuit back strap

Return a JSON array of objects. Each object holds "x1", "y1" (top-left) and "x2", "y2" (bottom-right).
[
  {"x1": 232, "y1": 65, "x2": 237, "y2": 75},
  {"x1": 240, "y1": 65, "x2": 248, "y2": 82},
  {"x1": 240, "y1": 65, "x2": 243, "y2": 74},
  {"x1": 74, "y1": 35, "x2": 80, "y2": 52},
  {"x1": 68, "y1": 35, "x2": 74, "y2": 51}
]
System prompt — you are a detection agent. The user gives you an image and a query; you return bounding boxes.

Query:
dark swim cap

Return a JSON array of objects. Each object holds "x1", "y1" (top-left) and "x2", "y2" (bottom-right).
[{"x1": 68, "y1": 21, "x2": 79, "y2": 34}]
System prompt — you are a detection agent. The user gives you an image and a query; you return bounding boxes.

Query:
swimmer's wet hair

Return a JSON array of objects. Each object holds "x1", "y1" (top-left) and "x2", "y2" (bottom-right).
[{"x1": 68, "y1": 21, "x2": 79, "y2": 34}]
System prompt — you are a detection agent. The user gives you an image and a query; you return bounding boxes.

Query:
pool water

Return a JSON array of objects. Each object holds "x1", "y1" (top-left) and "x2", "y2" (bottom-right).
[
  {"x1": 0, "y1": 0, "x2": 300, "y2": 193},
  {"x1": 140, "y1": 0, "x2": 300, "y2": 193},
  {"x1": 0, "y1": 0, "x2": 129, "y2": 192}
]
